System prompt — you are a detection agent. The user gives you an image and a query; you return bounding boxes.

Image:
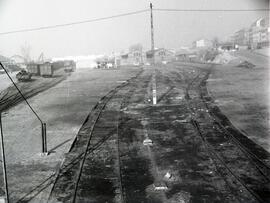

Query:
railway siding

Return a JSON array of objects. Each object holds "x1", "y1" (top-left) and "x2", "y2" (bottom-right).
[{"x1": 48, "y1": 64, "x2": 270, "y2": 203}]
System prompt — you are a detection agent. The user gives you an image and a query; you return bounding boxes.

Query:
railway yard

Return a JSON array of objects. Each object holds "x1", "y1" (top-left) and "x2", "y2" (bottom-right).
[
  {"x1": 0, "y1": 61, "x2": 269, "y2": 203},
  {"x1": 0, "y1": 1, "x2": 269, "y2": 202}
]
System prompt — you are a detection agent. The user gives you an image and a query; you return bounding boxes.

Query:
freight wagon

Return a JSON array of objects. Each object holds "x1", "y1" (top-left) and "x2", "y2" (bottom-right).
[
  {"x1": 40, "y1": 62, "x2": 54, "y2": 77},
  {"x1": 52, "y1": 61, "x2": 65, "y2": 71},
  {"x1": 26, "y1": 63, "x2": 40, "y2": 76},
  {"x1": 63, "y1": 60, "x2": 76, "y2": 72}
]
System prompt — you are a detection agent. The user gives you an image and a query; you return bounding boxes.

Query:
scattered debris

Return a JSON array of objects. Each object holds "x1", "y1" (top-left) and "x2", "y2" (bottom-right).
[
  {"x1": 173, "y1": 119, "x2": 188, "y2": 123},
  {"x1": 143, "y1": 138, "x2": 153, "y2": 146},
  {"x1": 236, "y1": 61, "x2": 255, "y2": 69},
  {"x1": 170, "y1": 191, "x2": 191, "y2": 203},
  {"x1": 153, "y1": 182, "x2": 168, "y2": 191},
  {"x1": 116, "y1": 80, "x2": 126, "y2": 83},
  {"x1": 175, "y1": 96, "x2": 183, "y2": 100},
  {"x1": 0, "y1": 197, "x2": 6, "y2": 203},
  {"x1": 213, "y1": 52, "x2": 236, "y2": 64},
  {"x1": 164, "y1": 172, "x2": 172, "y2": 180}
]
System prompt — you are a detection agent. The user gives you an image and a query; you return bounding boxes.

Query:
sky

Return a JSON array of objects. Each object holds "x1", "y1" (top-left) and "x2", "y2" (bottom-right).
[{"x1": 0, "y1": 0, "x2": 269, "y2": 59}]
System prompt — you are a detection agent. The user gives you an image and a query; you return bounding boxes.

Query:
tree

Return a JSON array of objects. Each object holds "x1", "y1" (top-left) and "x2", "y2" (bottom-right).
[
  {"x1": 129, "y1": 43, "x2": 143, "y2": 53},
  {"x1": 20, "y1": 42, "x2": 32, "y2": 63},
  {"x1": 212, "y1": 37, "x2": 219, "y2": 49}
]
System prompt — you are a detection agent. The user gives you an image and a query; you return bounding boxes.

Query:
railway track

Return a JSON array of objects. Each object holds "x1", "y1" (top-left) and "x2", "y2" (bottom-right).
[
  {"x1": 44, "y1": 64, "x2": 270, "y2": 203},
  {"x1": 199, "y1": 81, "x2": 270, "y2": 176},
  {"x1": 0, "y1": 75, "x2": 66, "y2": 111},
  {"x1": 183, "y1": 66, "x2": 270, "y2": 203},
  {"x1": 48, "y1": 69, "x2": 145, "y2": 203}
]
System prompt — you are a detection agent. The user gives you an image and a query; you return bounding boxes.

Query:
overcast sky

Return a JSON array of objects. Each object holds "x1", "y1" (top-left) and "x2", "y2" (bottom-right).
[{"x1": 0, "y1": 0, "x2": 268, "y2": 59}]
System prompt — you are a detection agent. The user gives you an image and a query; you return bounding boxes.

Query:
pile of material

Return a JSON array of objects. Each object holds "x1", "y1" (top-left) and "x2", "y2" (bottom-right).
[
  {"x1": 236, "y1": 60, "x2": 255, "y2": 69},
  {"x1": 212, "y1": 52, "x2": 236, "y2": 64}
]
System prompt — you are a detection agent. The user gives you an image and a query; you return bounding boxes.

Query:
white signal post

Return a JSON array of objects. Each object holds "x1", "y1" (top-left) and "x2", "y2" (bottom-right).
[{"x1": 152, "y1": 72, "x2": 157, "y2": 105}]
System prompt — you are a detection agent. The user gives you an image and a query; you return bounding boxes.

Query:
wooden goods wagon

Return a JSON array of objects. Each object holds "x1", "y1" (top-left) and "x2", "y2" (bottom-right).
[
  {"x1": 26, "y1": 63, "x2": 40, "y2": 76},
  {"x1": 40, "y1": 62, "x2": 54, "y2": 77}
]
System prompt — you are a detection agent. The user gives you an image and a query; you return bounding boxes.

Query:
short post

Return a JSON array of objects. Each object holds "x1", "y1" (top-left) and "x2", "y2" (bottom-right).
[
  {"x1": 0, "y1": 113, "x2": 9, "y2": 203},
  {"x1": 152, "y1": 71, "x2": 157, "y2": 105},
  {"x1": 41, "y1": 123, "x2": 48, "y2": 155}
]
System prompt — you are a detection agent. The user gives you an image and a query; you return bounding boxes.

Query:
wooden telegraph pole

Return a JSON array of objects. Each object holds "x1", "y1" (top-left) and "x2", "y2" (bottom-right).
[
  {"x1": 150, "y1": 3, "x2": 155, "y2": 64},
  {"x1": 150, "y1": 3, "x2": 157, "y2": 105}
]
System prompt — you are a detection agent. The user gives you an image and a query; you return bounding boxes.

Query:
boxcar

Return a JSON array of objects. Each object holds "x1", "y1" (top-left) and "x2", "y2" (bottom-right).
[
  {"x1": 40, "y1": 62, "x2": 53, "y2": 77},
  {"x1": 26, "y1": 63, "x2": 40, "y2": 76},
  {"x1": 63, "y1": 60, "x2": 76, "y2": 72}
]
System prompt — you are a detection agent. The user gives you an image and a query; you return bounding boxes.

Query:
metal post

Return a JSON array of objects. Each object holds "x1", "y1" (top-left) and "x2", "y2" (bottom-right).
[
  {"x1": 150, "y1": 3, "x2": 155, "y2": 64},
  {"x1": 0, "y1": 113, "x2": 9, "y2": 203},
  {"x1": 0, "y1": 62, "x2": 48, "y2": 155},
  {"x1": 41, "y1": 123, "x2": 47, "y2": 155}
]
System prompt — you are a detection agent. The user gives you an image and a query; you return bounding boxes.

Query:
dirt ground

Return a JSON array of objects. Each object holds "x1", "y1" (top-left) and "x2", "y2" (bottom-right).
[
  {"x1": 0, "y1": 72, "x2": 17, "y2": 92},
  {"x1": 0, "y1": 67, "x2": 141, "y2": 202},
  {"x1": 49, "y1": 64, "x2": 269, "y2": 203},
  {"x1": 208, "y1": 51, "x2": 270, "y2": 152},
  {"x1": 1, "y1": 55, "x2": 269, "y2": 202}
]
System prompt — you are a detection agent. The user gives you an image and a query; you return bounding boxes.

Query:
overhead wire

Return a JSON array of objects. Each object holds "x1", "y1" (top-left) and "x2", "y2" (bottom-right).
[
  {"x1": 153, "y1": 8, "x2": 270, "y2": 12},
  {"x1": 0, "y1": 9, "x2": 149, "y2": 35},
  {"x1": 0, "y1": 7, "x2": 268, "y2": 35}
]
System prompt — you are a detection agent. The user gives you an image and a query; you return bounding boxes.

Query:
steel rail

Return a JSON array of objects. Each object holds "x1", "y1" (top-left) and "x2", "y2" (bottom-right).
[
  {"x1": 184, "y1": 69, "x2": 266, "y2": 203},
  {"x1": 199, "y1": 84, "x2": 270, "y2": 172},
  {"x1": 71, "y1": 69, "x2": 144, "y2": 203}
]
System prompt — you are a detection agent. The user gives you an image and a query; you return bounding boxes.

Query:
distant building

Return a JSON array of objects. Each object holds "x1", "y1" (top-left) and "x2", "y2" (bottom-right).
[
  {"x1": 0, "y1": 55, "x2": 21, "y2": 73},
  {"x1": 120, "y1": 50, "x2": 145, "y2": 66},
  {"x1": 192, "y1": 39, "x2": 213, "y2": 48},
  {"x1": 175, "y1": 49, "x2": 197, "y2": 62},
  {"x1": 231, "y1": 28, "x2": 249, "y2": 46},
  {"x1": 146, "y1": 48, "x2": 175, "y2": 64},
  {"x1": 248, "y1": 17, "x2": 269, "y2": 49}
]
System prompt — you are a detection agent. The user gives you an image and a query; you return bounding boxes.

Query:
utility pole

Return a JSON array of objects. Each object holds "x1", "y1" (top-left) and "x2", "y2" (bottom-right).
[
  {"x1": 150, "y1": 2, "x2": 155, "y2": 64},
  {"x1": 150, "y1": 3, "x2": 157, "y2": 105},
  {"x1": 0, "y1": 113, "x2": 9, "y2": 203}
]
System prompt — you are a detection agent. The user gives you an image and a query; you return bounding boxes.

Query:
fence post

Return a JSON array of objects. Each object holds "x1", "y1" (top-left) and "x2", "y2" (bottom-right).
[{"x1": 41, "y1": 123, "x2": 48, "y2": 155}]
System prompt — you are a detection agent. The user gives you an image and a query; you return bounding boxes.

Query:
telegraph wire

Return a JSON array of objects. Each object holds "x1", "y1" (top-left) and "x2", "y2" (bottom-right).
[
  {"x1": 0, "y1": 7, "x2": 268, "y2": 36},
  {"x1": 0, "y1": 9, "x2": 149, "y2": 35},
  {"x1": 153, "y1": 8, "x2": 269, "y2": 12}
]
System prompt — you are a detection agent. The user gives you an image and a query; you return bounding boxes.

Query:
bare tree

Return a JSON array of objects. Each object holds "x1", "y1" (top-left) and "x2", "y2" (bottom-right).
[
  {"x1": 212, "y1": 37, "x2": 219, "y2": 49},
  {"x1": 129, "y1": 43, "x2": 143, "y2": 53},
  {"x1": 20, "y1": 42, "x2": 32, "y2": 63}
]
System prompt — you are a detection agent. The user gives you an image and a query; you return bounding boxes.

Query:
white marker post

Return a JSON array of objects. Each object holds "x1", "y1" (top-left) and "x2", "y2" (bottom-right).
[{"x1": 152, "y1": 71, "x2": 157, "y2": 105}]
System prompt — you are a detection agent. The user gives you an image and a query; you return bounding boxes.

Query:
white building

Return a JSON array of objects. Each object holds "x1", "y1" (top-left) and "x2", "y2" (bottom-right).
[{"x1": 192, "y1": 39, "x2": 213, "y2": 48}]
